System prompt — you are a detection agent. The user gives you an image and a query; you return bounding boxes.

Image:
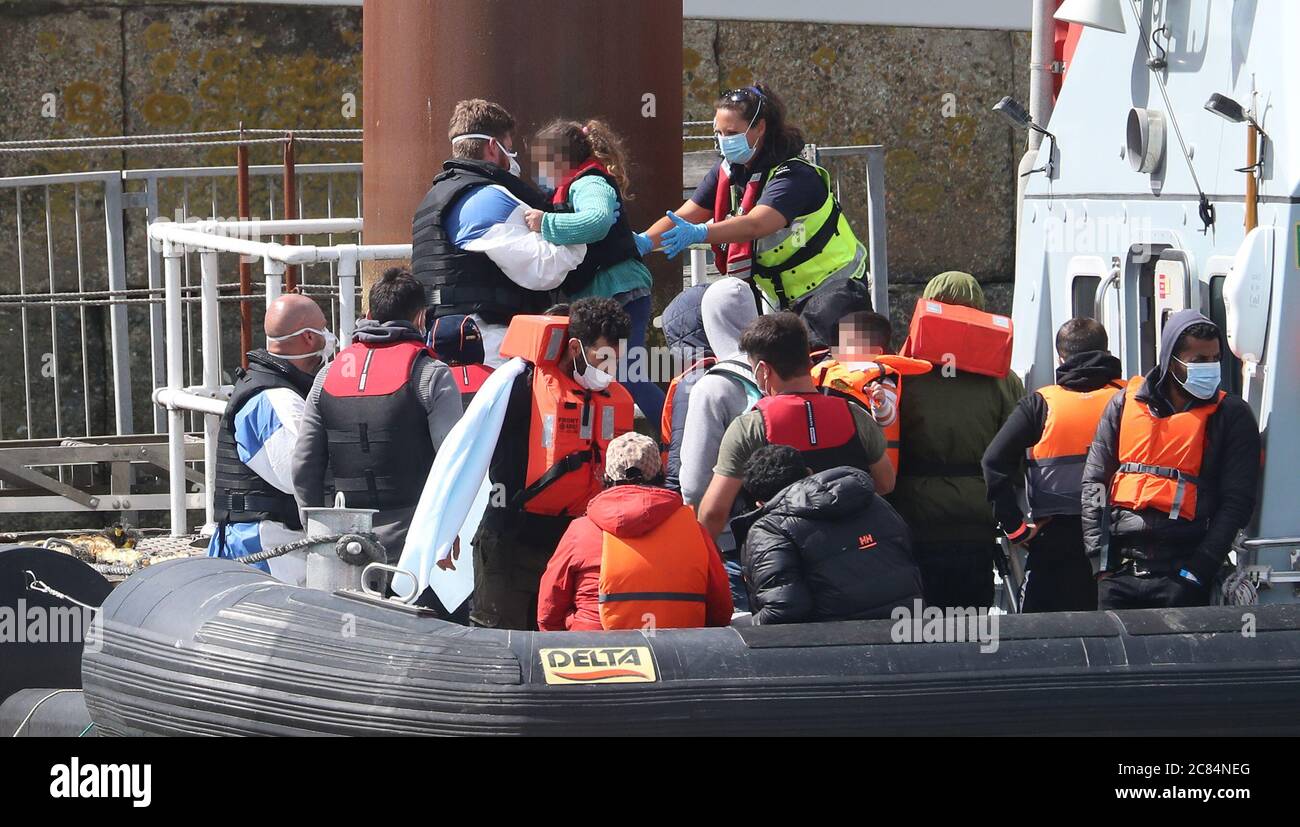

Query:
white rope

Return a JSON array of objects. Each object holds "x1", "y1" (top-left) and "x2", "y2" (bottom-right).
[
  {"x1": 0, "y1": 137, "x2": 361, "y2": 154},
  {"x1": 9, "y1": 689, "x2": 82, "y2": 738},
  {"x1": 0, "y1": 127, "x2": 360, "y2": 147}
]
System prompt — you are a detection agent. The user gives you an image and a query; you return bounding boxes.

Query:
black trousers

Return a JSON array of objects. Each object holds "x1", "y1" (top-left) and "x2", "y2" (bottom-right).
[
  {"x1": 914, "y1": 541, "x2": 995, "y2": 609},
  {"x1": 469, "y1": 521, "x2": 563, "y2": 630},
  {"x1": 1020, "y1": 517, "x2": 1097, "y2": 613},
  {"x1": 1098, "y1": 565, "x2": 1211, "y2": 610}
]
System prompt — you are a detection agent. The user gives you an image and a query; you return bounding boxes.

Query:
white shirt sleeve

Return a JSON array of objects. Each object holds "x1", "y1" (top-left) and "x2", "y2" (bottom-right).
[
  {"x1": 238, "y1": 387, "x2": 306, "y2": 495},
  {"x1": 460, "y1": 186, "x2": 586, "y2": 291}
]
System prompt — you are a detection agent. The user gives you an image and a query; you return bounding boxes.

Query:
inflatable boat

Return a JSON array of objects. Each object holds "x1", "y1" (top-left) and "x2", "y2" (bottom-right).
[{"x1": 78, "y1": 557, "x2": 1300, "y2": 736}]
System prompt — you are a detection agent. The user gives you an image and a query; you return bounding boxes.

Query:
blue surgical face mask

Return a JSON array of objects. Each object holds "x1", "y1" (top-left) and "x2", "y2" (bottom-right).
[
  {"x1": 1173, "y1": 356, "x2": 1221, "y2": 399},
  {"x1": 716, "y1": 99, "x2": 762, "y2": 165}
]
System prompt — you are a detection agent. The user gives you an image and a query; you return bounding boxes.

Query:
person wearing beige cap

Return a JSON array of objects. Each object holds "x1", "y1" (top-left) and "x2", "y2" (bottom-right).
[{"x1": 537, "y1": 432, "x2": 733, "y2": 632}]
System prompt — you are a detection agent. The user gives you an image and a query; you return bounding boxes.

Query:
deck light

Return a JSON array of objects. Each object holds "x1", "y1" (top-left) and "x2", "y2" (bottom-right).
[
  {"x1": 1055, "y1": 0, "x2": 1127, "y2": 33},
  {"x1": 992, "y1": 96, "x2": 1058, "y2": 178}
]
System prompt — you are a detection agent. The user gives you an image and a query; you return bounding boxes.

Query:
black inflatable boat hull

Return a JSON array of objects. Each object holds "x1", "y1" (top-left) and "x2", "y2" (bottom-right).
[
  {"x1": 82, "y1": 558, "x2": 1300, "y2": 736},
  {"x1": 1, "y1": 688, "x2": 92, "y2": 737},
  {"x1": 1, "y1": 545, "x2": 111, "y2": 704}
]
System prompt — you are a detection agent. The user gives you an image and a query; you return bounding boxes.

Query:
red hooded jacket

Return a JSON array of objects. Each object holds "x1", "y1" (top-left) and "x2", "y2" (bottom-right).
[{"x1": 537, "y1": 485, "x2": 734, "y2": 632}]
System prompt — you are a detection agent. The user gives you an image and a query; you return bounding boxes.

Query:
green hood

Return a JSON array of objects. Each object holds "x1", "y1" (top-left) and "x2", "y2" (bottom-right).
[{"x1": 922, "y1": 271, "x2": 985, "y2": 311}]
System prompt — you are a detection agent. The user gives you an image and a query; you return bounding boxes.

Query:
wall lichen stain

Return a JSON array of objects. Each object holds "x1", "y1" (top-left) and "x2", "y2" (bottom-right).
[
  {"x1": 143, "y1": 21, "x2": 171, "y2": 52},
  {"x1": 141, "y1": 93, "x2": 191, "y2": 127},
  {"x1": 63, "y1": 80, "x2": 107, "y2": 125}
]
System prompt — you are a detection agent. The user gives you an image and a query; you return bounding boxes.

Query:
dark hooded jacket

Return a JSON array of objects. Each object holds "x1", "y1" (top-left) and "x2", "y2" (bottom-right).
[
  {"x1": 981, "y1": 349, "x2": 1124, "y2": 535},
  {"x1": 890, "y1": 272, "x2": 1027, "y2": 543},
  {"x1": 1081, "y1": 310, "x2": 1261, "y2": 582},
  {"x1": 734, "y1": 466, "x2": 922, "y2": 625}
]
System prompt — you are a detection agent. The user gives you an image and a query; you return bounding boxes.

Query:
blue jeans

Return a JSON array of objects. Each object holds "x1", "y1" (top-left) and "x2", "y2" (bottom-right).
[
  {"x1": 725, "y1": 558, "x2": 750, "y2": 613},
  {"x1": 620, "y1": 294, "x2": 666, "y2": 426}
]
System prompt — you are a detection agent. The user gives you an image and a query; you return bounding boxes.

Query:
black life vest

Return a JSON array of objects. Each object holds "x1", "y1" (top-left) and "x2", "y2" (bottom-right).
[
  {"x1": 213, "y1": 349, "x2": 316, "y2": 529},
  {"x1": 411, "y1": 159, "x2": 556, "y2": 324},
  {"x1": 754, "y1": 392, "x2": 874, "y2": 475},
  {"x1": 317, "y1": 333, "x2": 435, "y2": 510},
  {"x1": 550, "y1": 160, "x2": 641, "y2": 296}
]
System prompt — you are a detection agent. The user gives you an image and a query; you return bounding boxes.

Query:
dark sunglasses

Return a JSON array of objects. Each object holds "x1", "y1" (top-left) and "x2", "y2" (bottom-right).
[{"x1": 721, "y1": 87, "x2": 762, "y2": 104}]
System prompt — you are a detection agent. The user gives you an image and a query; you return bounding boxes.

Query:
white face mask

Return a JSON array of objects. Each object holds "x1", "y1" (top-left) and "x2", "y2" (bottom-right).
[
  {"x1": 267, "y1": 327, "x2": 337, "y2": 364},
  {"x1": 573, "y1": 345, "x2": 614, "y2": 391},
  {"x1": 451, "y1": 133, "x2": 521, "y2": 177}
]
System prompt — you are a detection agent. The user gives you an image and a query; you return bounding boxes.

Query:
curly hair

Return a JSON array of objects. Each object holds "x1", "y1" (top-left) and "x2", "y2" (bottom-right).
[
  {"x1": 743, "y1": 444, "x2": 809, "y2": 504},
  {"x1": 1173, "y1": 322, "x2": 1221, "y2": 355},
  {"x1": 567, "y1": 297, "x2": 630, "y2": 347},
  {"x1": 536, "y1": 118, "x2": 634, "y2": 197}
]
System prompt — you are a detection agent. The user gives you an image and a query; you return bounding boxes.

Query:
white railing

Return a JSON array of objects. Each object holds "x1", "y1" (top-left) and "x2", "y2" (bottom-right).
[{"x1": 148, "y1": 217, "x2": 409, "y2": 536}]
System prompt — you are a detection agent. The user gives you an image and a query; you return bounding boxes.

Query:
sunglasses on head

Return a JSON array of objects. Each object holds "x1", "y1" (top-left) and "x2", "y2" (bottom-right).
[{"x1": 722, "y1": 87, "x2": 763, "y2": 104}]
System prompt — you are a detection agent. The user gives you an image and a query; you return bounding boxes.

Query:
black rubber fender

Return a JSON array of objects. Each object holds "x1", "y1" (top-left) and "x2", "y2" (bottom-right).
[
  {"x1": 82, "y1": 557, "x2": 1300, "y2": 736},
  {"x1": 0, "y1": 545, "x2": 112, "y2": 703},
  {"x1": 0, "y1": 688, "x2": 92, "y2": 737}
]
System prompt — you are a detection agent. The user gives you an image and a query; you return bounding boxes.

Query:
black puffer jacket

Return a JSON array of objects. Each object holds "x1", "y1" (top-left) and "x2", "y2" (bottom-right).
[{"x1": 734, "y1": 467, "x2": 922, "y2": 624}]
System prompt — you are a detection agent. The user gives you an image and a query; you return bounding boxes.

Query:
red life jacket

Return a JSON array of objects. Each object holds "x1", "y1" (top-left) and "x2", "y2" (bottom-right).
[
  {"x1": 318, "y1": 338, "x2": 434, "y2": 511},
  {"x1": 711, "y1": 162, "x2": 763, "y2": 279},
  {"x1": 448, "y1": 362, "x2": 492, "y2": 402},
  {"x1": 901, "y1": 298, "x2": 1014, "y2": 379},
  {"x1": 499, "y1": 315, "x2": 635, "y2": 517},
  {"x1": 754, "y1": 392, "x2": 874, "y2": 475}
]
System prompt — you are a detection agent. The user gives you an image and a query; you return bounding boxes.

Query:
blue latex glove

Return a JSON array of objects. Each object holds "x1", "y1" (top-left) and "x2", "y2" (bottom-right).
[
  {"x1": 633, "y1": 232, "x2": 654, "y2": 256},
  {"x1": 660, "y1": 211, "x2": 708, "y2": 259}
]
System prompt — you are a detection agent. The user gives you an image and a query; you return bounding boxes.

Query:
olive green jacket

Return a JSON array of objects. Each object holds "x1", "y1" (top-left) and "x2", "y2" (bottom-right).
[{"x1": 890, "y1": 367, "x2": 1026, "y2": 544}]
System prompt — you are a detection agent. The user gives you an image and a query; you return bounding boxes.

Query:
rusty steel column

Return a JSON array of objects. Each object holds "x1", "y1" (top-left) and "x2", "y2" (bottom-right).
[
  {"x1": 236, "y1": 127, "x2": 253, "y2": 369},
  {"x1": 282, "y1": 132, "x2": 299, "y2": 292},
  {"x1": 361, "y1": 0, "x2": 683, "y2": 311}
]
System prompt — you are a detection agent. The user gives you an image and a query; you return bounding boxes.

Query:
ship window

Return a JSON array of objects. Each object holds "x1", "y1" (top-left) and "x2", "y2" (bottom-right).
[
  {"x1": 1072, "y1": 275, "x2": 1101, "y2": 318},
  {"x1": 1208, "y1": 275, "x2": 1243, "y2": 397}
]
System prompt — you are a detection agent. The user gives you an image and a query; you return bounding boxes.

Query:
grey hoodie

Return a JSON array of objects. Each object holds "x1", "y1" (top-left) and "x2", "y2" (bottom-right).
[
  {"x1": 293, "y1": 319, "x2": 464, "y2": 561},
  {"x1": 679, "y1": 278, "x2": 760, "y2": 554}
]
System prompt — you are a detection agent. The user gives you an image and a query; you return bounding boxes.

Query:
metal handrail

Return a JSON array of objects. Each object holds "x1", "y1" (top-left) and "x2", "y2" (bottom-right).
[{"x1": 149, "y1": 217, "x2": 410, "y2": 535}]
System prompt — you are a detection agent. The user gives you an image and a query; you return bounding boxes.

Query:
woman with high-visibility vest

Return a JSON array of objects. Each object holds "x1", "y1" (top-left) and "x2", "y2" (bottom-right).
[{"x1": 638, "y1": 84, "x2": 869, "y2": 313}]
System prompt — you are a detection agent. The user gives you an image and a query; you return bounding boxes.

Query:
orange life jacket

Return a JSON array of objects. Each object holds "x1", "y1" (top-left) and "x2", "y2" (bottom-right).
[
  {"x1": 811, "y1": 355, "x2": 931, "y2": 472},
  {"x1": 1109, "y1": 376, "x2": 1224, "y2": 521},
  {"x1": 499, "y1": 315, "x2": 635, "y2": 517},
  {"x1": 901, "y1": 298, "x2": 1013, "y2": 378},
  {"x1": 598, "y1": 505, "x2": 711, "y2": 630},
  {"x1": 660, "y1": 354, "x2": 717, "y2": 464},
  {"x1": 1026, "y1": 380, "x2": 1125, "y2": 517}
]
